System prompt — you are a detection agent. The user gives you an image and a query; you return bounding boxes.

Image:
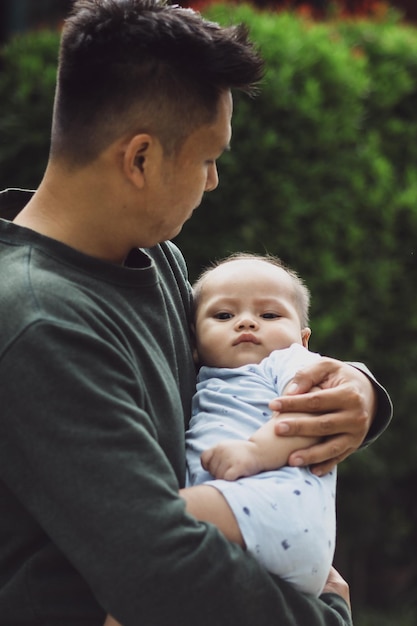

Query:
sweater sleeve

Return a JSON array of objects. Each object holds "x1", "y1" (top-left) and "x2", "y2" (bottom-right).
[
  {"x1": 347, "y1": 361, "x2": 393, "y2": 445},
  {"x1": 0, "y1": 321, "x2": 352, "y2": 626}
]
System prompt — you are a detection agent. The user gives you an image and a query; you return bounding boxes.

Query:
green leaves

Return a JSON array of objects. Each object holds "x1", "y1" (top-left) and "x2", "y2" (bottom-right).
[
  {"x1": 0, "y1": 30, "x2": 59, "y2": 188},
  {"x1": 1, "y1": 10, "x2": 417, "y2": 620},
  {"x1": 174, "y1": 7, "x2": 417, "y2": 619}
]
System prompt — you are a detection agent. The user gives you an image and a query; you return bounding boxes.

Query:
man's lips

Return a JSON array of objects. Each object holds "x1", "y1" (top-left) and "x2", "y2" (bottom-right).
[{"x1": 233, "y1": 333, "x2": 261, "y2": 346}]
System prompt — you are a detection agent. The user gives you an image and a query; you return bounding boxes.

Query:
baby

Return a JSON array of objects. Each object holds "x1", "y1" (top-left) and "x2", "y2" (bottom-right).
[
  {"x1": 185, "y1": 253, "x2": 336, "y2": 596},
  {"x1": 105, "y1": 253, "x2": 339, "y2": 626}
]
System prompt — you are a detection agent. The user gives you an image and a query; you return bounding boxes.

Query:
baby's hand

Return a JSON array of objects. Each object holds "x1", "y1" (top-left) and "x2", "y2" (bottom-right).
[{"x1": 201, "y1": 440, "x2": 263, "y2": 481}]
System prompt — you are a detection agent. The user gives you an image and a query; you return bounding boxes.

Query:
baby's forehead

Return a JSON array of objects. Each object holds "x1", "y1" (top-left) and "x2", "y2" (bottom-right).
[
  {"x1": 199, "y1": 260, "x2": 295, "y2": 303},
  {"x1": 205, "y1": 259, "x2": 291, "y2": 288}
]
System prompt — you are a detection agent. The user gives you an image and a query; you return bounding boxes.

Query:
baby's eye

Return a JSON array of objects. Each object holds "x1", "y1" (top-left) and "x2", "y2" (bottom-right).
[
  {"x1": 261, "y1": 312, "x2": 281, "y2": 319},
  {"x1": 214, "y1": 312, "x2": 233, "y2": 320}
]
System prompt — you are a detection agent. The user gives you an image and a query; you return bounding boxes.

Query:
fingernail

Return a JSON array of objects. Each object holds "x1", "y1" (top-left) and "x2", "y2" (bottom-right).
[
  {"x1": 270, "y1": 400, "x2": 282, "y2": 411},
  {"x1": 277, "y1": 422, "x2": 289, "y2": 434},
  {"x1": 287, "y1": 382, "x2": 299, "y2": 394},
  {"x1": 291, "y1": 456, "x2": 303, "y2": 466}
]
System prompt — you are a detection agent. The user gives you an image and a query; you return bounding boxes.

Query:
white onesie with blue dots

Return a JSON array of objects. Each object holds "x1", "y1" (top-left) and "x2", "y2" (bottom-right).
[{"x1": 185, "y1": 343, "x2": 336, "y2": 596}]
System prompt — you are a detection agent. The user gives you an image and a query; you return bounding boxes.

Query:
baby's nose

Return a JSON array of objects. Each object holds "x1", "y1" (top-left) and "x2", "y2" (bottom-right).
[{"x1": 236, "y1": 316, "x2": 257, "y2": 329}]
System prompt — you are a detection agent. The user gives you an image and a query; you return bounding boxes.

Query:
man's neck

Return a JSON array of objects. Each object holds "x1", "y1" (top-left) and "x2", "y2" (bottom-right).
[{"x1": 13, "y1": 165, "x2": 129, "y2": 264}]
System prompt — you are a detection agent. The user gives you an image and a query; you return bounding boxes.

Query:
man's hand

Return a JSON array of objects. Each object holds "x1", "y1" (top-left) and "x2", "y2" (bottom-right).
[
  {"x1": 201, "y1": 440, "x2": 262, "y2": 481},
  {"x1": 322, "y1": 567, "x2": 351, "y2": 610},
  {"x1": 270, "y1": 358, "x2": 376, "y2": 476}
]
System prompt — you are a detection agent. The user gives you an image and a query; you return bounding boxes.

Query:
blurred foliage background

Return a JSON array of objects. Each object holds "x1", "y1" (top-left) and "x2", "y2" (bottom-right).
[{"x1": 1, "y1": 1, "x2": 417, "y2": 624}]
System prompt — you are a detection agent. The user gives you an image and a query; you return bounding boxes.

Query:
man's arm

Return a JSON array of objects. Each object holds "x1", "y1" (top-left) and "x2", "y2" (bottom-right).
[
  {"x1": 270, "y1": 358, "x2": 392, "y2": 475},
  {"x1": 103, "y1": 513, "x2": 352, "y2": 626},
  {"x1": 1, "y1": 325, "x2": 353, "y2": 626},
  {"x1": 103, "y1": 567, "x2": 352, "y2": 626}
]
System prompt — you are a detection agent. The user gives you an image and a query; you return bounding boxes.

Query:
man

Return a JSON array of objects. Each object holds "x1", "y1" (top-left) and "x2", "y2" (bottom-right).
[{"x1": 0, "y1": 1, "x2": 391, "y2": 624}]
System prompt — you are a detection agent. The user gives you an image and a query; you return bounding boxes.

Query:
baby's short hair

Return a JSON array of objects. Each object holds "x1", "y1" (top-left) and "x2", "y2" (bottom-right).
[{"x1": 192, "y1": 252, "x2": 311, "y2": 328}]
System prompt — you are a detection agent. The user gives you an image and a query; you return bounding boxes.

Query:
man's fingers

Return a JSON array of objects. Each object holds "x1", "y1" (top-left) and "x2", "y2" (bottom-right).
[
  {"x1": 284, "y1": 358, "x2": 342, "y2": 395},
  {"x1": 273, "y1": 384, "x2": 366, "y2": 415},
  {"x1": 275, "y1": 409, "x2": 369, "y2": 440},
  {"x1": 287, "y1": 436, "x2": 355, "y2": 474},
  {"x1": 309, "y1": 459, "x2": 338, "y2": 477},
  {"x1": 275, "y1": 413, "x2": 345, "y2": 437},
  {"x1": 268, "y1": 359, "x2": 375, "y2": 470},
  {"x1": 322, "y1": 567, "x2": 351, "y2": 609}
]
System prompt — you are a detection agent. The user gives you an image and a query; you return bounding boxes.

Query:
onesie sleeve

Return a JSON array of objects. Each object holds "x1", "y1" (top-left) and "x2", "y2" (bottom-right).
[{"x1": 265, "y1": 344, "x2": 323, "y2": 396}]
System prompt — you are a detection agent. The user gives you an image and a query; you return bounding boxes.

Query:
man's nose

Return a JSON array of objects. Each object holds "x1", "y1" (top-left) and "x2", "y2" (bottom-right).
[{"x1": 205, "y1": 162, "x2": 219, "y2": 192}]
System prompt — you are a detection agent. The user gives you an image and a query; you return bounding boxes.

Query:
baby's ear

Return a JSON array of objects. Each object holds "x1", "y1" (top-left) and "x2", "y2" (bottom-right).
[{"x1": 301, "y1": 327, "x2": 311, "y2": 348}]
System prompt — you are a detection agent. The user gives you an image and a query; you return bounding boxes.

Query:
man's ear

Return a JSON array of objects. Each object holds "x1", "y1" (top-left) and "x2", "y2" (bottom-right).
[
  {"x1": 301, "y1": 327, "x2": 311, "y2": 348},
  {"x1": 122, "y1": 133, "x2": 154, "y2": 189}
]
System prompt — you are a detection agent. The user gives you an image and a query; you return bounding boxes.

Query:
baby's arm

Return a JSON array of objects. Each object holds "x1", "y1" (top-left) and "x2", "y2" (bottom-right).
[{"x1": 201, "y1": 385, "x2": 322, "y2": 481}]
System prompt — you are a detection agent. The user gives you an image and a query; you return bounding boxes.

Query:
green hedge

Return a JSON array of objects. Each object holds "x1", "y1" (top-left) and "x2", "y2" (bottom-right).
[
  {"x1": 1, "y1": 7, "x2": 417, "y2": 622},
  {"x1": 175, "y1": 7, "x2": 417, "y2": 620},
  {"x1": 0, "y1": 30, "x2": 58, "y2": 188}
]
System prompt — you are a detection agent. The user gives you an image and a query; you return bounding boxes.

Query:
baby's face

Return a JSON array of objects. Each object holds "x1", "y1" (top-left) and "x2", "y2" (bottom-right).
[{"x1": 194, "y1": 259, "x2": 310, "y2": 369}]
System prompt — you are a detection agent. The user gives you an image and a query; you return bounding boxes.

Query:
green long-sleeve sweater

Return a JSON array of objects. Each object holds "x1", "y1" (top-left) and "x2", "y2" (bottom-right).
[{"x1": 0, "y1": 189, "x2": 389, "y2": 625}]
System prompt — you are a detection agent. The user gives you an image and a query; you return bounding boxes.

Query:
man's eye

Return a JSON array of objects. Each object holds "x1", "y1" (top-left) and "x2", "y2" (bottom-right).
[
  {"x1": 261, "y1": 312, "x2": 280, "y2": 319},
  {"x1": 214, "y1": 312, "x2": 232, "y2": 320}
]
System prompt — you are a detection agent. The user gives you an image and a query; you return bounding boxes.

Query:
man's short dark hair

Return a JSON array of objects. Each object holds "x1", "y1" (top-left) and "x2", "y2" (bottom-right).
[{"x1": 51, "y1": 0, "x2": 264, "y2": 166}]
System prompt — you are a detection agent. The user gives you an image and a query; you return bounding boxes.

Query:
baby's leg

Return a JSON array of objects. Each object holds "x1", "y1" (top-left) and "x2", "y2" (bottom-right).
[{"x1": 205, "y1": 467, "x2": 337, "y2": 596}]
